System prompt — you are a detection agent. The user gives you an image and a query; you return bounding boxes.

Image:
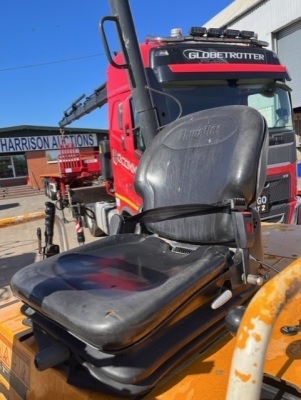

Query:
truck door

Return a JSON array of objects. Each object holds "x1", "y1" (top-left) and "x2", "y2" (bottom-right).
[{"x1": 111, "y1": 97, "x2": 143, "y2": 215}]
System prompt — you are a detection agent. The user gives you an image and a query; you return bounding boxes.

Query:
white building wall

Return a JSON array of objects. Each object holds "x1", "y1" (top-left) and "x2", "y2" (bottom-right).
[
  {"x1": 206, "y1": 0, "x2": 301, "y2": 153},
  {"x1": 206, "y1": 0, "x2": 301, "y2": 51}
]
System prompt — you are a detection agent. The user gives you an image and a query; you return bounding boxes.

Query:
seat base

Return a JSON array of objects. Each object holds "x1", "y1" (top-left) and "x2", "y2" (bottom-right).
[
  {"x1": 25, "y1": 281, "x2": 256, "y2": 398},
  {"x1": 12, "y1": 234, "x2": 233, "y2": 351},
  {"x1": 12, "y1": 233, "x2": 258, "y2": 397}
]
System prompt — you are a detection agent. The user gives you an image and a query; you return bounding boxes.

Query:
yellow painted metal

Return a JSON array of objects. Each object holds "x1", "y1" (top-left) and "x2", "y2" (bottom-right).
[
  {"x1": 0, "y1": 211, "x2": 45, "y2": 229},
  {"x1": 227, "y1": 257, "x2": 301, "y2": 399},
  {"x1": 265, "y1": 291, "x2": 301, "y2": 392},
  {"x1": 262, "y1": 222, "x2": 301, "y2": 260},
  {"x1": 151, "y1": 278, "x2": 301, "y2": 399},
  {"x1": 150, "y1": 334, "x2": 234, "y2": 400},
  {"x1": 0, "y1": 223, "x2": 301, "y2": 399},
  {"x1": 0, "y1": 296, "x2": 235, "y2": 400},
  {"x1": 0, "y1": 298, "x2": 108, "y2": 400}
]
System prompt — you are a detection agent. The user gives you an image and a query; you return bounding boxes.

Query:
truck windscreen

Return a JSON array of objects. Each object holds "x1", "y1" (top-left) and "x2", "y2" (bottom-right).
[{"x1": 162, "y1": 80, "x2": 293, "y2": 131}]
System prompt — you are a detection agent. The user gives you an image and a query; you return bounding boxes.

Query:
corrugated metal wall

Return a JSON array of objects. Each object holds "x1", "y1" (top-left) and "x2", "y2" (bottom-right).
[
  {"x1": 206, "y1": 0, "x2": 301, "y2": 45},
  {"x1": 277, "y1": 19, "x2": 301, "y2": 108},
  {"x1": 206, "y1": 0, "x2": 264, "y2": 29}
]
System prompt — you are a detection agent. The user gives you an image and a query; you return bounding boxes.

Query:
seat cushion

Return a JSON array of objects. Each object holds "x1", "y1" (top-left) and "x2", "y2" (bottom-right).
[{"x1": 11, "y1": 234, "x2": 231, "y2": 351}]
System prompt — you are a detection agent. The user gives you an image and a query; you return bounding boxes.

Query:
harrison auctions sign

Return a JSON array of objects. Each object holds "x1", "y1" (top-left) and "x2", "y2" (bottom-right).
[{"x1": 0, "y1": 133, "x2": 97, "y2": 153}]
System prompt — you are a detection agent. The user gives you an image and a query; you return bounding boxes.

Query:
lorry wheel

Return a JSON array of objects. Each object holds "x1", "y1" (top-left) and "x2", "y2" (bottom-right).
[
  {"x1": 49, "y1": 187, "x2": 57, "y2": 201},
  {"x1": 85, "y1": 204, "x2": 104, "y2": 237},
  {"x1": 44, "y1": 179, "x2": 56, "y2": 200}
]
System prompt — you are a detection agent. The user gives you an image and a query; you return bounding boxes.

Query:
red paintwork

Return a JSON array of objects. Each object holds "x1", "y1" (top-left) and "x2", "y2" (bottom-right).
[
  {"x1": 105, "y1": 42, "x2": 298, "y2": 220},
  {"x1": 267, "y1": 163, "x2": 299, "y2": 224},
  {"x1": 168, "y1": 64, "x2": 288, "y2": 73},
  {"x1": 58, "y1": 143, "x2": 101, "y2": 176}
]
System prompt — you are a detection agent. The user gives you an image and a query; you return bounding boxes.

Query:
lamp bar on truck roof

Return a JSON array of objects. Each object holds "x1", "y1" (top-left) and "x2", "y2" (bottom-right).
[
  {"x1": 189, "y1": 27, "x2": 207, "y2": 37},
  {"x1": 223, "y1": 29, "x2": 241, "y2": 38},
  {"x1": 207, "y1": 28, "x2": 224, "y2": 37},
  {"x1": 146, "y1": 27, "x2": 267, "y2": 47},
  {"x1": 240, "y1": 30, "x2": 255, "y2": 39}
]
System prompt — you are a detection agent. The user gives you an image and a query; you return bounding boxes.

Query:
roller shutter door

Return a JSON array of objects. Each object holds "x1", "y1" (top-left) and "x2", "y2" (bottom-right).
[{"x1": 276, "y1": 19, "x2": 301, "y2": 109}]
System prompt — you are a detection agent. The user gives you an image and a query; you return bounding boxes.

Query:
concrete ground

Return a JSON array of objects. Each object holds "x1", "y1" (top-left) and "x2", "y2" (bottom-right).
[{"x1": 0, "y1": 192, "x2": 100, "y2": 290}]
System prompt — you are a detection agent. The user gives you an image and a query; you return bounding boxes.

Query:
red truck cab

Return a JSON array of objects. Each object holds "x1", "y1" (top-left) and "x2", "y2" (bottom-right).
[{"x1": 107, "y1": 28, "x2": 298, "y2": 224}]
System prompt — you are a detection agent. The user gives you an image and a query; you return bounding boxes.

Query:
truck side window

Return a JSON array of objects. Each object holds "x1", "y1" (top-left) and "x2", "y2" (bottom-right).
[{"x1": 130, "y1": 98, "x2": 145, "y2": 152}]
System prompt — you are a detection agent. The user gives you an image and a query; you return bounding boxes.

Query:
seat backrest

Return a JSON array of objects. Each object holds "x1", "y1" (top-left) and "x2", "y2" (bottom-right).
[{"x1": 135, "y1": 105, "x2": 268, "y2": 244}]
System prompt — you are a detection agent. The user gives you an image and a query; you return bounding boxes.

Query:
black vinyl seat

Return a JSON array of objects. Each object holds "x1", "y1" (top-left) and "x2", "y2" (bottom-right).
[
  {"x1": 15, "y1": 235, "x2": 231, "y2": 351},
  {"x1": 11, "y1": 105, "x2": 269, "y2": 398}
]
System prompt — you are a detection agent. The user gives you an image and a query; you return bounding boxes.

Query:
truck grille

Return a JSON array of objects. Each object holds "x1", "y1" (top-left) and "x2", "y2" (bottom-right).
[
  {"x1": 266, "y1": 174, "x2": 290, "y2": 204},
  {"x1": 260, "y1": 174, "x2": 291, "y2": 223},
  {"x1": 261, "y1": 203, "x2": 290, "y2": 223}
]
